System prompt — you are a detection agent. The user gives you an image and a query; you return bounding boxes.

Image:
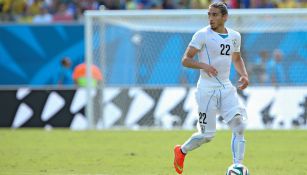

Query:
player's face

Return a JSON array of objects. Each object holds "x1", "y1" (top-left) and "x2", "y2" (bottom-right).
[{"x1": 208, "y1": 7, "x2": 227, "y2": 30}]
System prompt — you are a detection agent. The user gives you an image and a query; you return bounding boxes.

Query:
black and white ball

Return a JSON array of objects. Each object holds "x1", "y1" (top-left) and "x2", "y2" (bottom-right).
[{"x1": 226, "y1": 164, "x2": 249, "y2": 175}]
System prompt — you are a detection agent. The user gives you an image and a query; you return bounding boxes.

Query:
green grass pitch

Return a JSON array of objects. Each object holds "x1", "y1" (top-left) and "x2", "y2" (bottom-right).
[{"x1": 0, "y1": 129, "x2": 306, "y2": 175}]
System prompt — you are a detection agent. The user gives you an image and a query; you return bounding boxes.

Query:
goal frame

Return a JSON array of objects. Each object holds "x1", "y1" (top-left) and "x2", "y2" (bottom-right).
[{"x1": 84, "y1": 9, "x2": 307, "y2": 129}]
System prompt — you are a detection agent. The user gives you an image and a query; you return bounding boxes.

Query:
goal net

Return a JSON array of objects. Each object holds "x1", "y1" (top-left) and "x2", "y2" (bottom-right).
[{"x1": 84, "y1": 9, "x2": 307, "y2": 129}]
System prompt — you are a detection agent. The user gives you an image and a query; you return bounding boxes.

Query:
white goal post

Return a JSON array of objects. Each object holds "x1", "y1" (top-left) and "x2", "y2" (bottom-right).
[{"x1": 84, "y1": 9, "x2": 307, "y2": 129}]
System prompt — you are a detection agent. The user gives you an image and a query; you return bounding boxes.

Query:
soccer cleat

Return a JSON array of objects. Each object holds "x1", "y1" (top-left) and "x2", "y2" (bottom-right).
[{"x1": 173, "y1": 145, "x2": 186, "y2": 174}]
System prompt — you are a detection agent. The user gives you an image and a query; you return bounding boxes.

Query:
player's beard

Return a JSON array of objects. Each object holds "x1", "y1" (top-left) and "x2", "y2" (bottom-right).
[
  {"x1": 210, "y1": 23, "x2": 218, "y2": 31},
  {"x1": 210, "y1": 21, "x2": 224, "y2": 32},
  {"x1": 210, "y1": 25, "x2": 217, "y2": 30},
  {"x1": 210, "y1": 23, "x2": 217, "y2": 30}
]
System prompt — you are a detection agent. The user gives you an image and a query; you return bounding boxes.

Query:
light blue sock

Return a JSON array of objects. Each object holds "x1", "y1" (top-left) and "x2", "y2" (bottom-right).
[{"x1": 231, "y1": 133, "x2": 245, "y2": 164}]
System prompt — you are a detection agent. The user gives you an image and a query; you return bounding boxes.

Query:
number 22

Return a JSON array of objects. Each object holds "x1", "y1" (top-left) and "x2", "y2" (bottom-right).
[
  {"x1": 199, "y1": 112, "x2": 207, "y2": 124},
  {"x1": 220, "y1": 44, "x2": 230, "y2": 55}
]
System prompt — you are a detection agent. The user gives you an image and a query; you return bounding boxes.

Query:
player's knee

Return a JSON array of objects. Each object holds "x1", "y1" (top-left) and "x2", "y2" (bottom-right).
[
  {"x1": 199, "y1": 132, "x2": 215, "y2": 144},
  {"x1": 229, "y1": 115, "x2": 246, "y2": 135},
  {"x1": 235, "y1": 123, "x2": 246, "y2": 135}
]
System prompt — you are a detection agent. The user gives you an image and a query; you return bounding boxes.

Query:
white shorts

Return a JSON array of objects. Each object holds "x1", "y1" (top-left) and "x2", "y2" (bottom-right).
[{"x1": 195, "y1": 85, "x2": 247, "y2": 134}]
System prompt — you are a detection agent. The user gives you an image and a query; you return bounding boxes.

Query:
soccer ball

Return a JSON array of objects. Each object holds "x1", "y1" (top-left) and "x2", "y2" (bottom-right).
[{"x1": 226, "y1": 164, "x2": 249, "y2": 175}]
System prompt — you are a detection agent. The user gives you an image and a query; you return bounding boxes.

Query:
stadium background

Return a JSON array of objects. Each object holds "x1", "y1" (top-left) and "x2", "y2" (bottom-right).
[
  {"x1": 0, "y1": 0, "x2": 306, "y2": 130},
  {"x1": 1, "y1": 1, "x2": 307, "y2": 175}
]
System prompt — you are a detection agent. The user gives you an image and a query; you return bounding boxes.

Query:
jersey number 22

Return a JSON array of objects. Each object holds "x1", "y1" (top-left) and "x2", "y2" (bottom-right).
[{"x1": 220, "y1": 44, "x2": 230, "y2": 55}]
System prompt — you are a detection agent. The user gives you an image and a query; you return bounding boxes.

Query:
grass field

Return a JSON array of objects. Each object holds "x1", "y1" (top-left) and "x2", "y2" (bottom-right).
[{"x1": 1, "y1": 129, "x2": 307, "y2": 175}]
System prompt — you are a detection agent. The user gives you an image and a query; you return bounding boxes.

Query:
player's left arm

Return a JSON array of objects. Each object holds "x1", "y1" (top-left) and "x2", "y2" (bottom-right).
[{"x1": 232, "y1": 52, "x2": 249, "y2": 90}]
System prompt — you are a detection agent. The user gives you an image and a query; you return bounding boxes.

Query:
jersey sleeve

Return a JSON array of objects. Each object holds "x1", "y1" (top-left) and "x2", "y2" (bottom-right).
[
  {"x1": 233, "y1": 32, "x2": 241, "y2": 52},
  {"x1": 189, "y1": 30, "x2": 205, "y2": 50}
]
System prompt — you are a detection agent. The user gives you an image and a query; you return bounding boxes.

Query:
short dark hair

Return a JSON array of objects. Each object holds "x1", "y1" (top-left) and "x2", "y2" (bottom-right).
[{"x1": 209, "y1": 2, "x2": 228, "y2": 15}]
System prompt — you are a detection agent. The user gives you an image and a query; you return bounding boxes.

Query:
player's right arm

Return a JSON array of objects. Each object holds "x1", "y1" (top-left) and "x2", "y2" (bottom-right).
[{"x1": 182, "y1": 46, "x2": 218, "y2": 77}]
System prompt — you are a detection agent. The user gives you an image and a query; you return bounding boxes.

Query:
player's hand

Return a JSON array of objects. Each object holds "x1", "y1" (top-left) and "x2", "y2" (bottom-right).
[
  {"x1": 238, "y1": 75, "x2": 249, "y2": 90},
  {"x1": 203, "y1": 64, "x2": 218, "y2": 77}
]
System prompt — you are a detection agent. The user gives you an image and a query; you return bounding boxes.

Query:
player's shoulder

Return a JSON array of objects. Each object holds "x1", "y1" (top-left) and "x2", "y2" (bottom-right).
[
  {"x1": 227, "y1": 27, "x2": 241, "y2": 38},
  {"x1": 195, "y1": 26, "x2": 211, "y2": 35},
  {"x1": 192, "y1": 26, "x2": 210, "y2": 41}
]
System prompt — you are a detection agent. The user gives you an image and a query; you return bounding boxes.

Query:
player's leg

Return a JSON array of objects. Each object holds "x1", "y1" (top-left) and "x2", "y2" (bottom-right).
[
  {"x1": 181, "y1": 89, "x2": 218, "y2": 153},
  {"x1": 180, "y1": 114, "x2": 216, "y2": 153},
  {"x1": 173, "y1": 89, "x2": 218, "y2": 174},
  {"x1": 228, "y1": 114, "x2": 246, "y2": 164},
  {"x1": 220, "y1": 87, "x2": 247, "y2": 164}
]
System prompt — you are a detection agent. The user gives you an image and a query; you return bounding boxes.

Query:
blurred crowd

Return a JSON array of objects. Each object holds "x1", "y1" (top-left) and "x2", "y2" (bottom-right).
[
  {"x1": 0, "y1": 0, "x2": 306, "y2": 23},
  {"x1": 247, "y1": 49, "x2": 286, "y2": 86}
]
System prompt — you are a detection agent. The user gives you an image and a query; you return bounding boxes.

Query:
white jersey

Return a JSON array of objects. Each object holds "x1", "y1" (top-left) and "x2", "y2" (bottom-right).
[{"x1": 189, "y1": 26, "x2": 241, "y2": 89}]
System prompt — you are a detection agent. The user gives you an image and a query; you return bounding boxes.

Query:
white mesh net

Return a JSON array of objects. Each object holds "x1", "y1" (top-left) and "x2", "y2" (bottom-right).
[{"x1": 85, "y1": 9, "x2": 307, "y2": 129}]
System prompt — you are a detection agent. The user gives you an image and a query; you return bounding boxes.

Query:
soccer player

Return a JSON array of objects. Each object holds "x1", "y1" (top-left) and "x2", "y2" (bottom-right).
[{"x1": 173, "y1": 2, "x2": 249, "y2": 174}]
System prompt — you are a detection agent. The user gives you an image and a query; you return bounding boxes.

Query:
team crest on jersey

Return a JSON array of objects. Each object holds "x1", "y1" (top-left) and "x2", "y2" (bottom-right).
[{"x1": 232, "y1": 39, "x2": 237, "y2": 48}]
